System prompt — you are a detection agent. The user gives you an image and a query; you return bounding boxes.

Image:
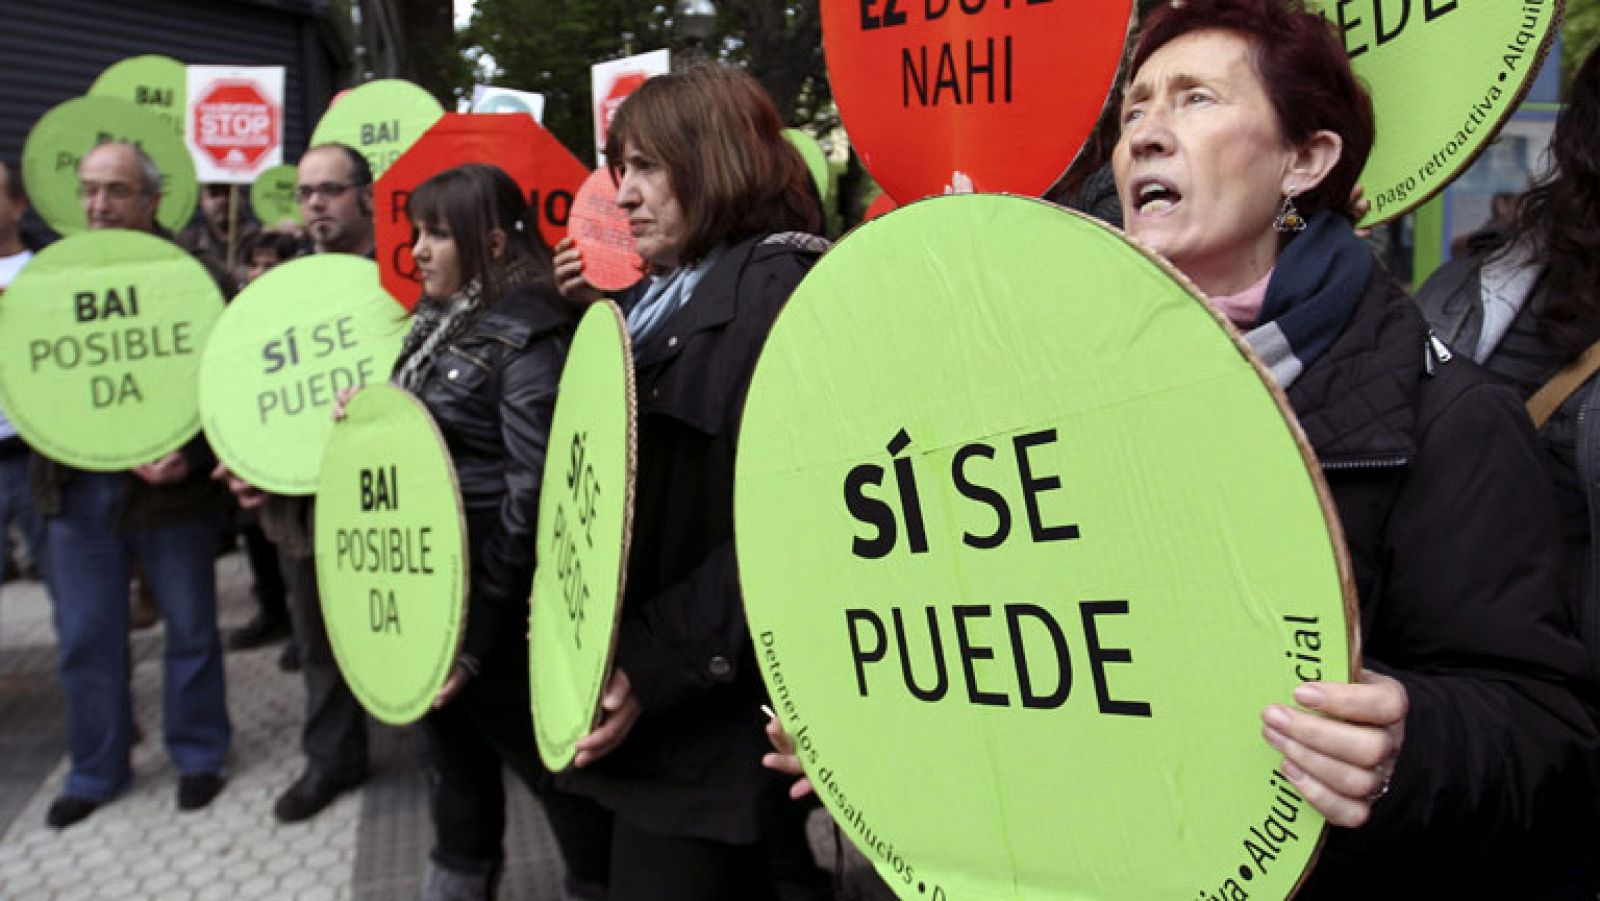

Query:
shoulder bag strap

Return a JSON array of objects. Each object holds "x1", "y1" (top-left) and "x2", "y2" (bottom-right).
[{"x1": 1528, "y1": 340, "x2": 1600, "y2": 429}]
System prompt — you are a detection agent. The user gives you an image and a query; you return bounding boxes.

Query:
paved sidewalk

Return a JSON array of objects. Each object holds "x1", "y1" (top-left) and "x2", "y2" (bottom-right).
[
  {"x1": 0, "y1": 551, "x2": 861, "y2": 900},
  {"x1": 0, "y1": 551, "x2": 569, "y2": 900}
]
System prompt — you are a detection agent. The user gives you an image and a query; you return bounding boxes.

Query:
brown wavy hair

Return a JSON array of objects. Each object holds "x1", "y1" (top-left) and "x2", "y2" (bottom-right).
[
  {"x1": 604, "y1": 63, "x2": 819, "y2": 264},
  {"x1": 1512, "y1": 43, "x2": 1600, "y2": 357}
]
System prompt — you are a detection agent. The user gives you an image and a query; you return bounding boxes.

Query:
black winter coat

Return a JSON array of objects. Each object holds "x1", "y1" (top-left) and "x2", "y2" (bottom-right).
[
  {"x1": 560, "y1": 234, "x2": 824, "y2": 843},
  {"x1": 1290, "y1": 270, "x2": 1600, "y2": 894},
  {"x1": 403, "y1": 282, "x2": 579, "y2": 669}
]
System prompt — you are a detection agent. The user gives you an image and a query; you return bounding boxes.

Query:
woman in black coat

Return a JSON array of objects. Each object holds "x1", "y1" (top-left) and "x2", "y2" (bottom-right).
[
  {"x1": 1104, "y1": 0, "x2": 1599, "y2": 892},
  {"x1": 552, "y1": 64, "x2": 827, "y2": 899},
  {"x1": 383, "y1": 164, "x2": 611, "y2": 900}
]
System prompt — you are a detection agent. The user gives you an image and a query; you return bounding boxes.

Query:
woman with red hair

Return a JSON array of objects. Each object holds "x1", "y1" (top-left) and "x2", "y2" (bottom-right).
[{"x1": 1110, "y1": 0, "x2": 1599, "y2": 892}]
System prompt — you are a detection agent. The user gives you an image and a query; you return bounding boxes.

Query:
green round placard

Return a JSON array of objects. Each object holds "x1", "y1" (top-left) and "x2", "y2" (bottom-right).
[
  {"x1": 785, "y1": 128, "x2": 833, "y2": 209},
  {"x1": 310, "y1": 79, "x2": 445, "y2": 179},
  {"x1": 735, "y1": 195, "x2": 1356, "y2": 899},
  {"x1": 0, "y1": 230, "x2": 222, "y2": 470},
  {"x1": 199, "y1": 256, "x2": 409, "y2": 495},
  {"x1": 251, "y1": 164, "x2": 303, "y2": 227},
  {"x1": 89, "y1": 54, "x2": 187, "y2": 139},
  {"x1": 1304, "y1": 0, "x2": 1562, "y2": 226},
  {"x1": 529, "y1": 301, "x2": 636, "y2": 771},
  {"x1": 22, "y1": 96, "x2": 199, "y2": 236},
  {"x1": 315, "y1": 384, "x2": 468, "y2": 725}
]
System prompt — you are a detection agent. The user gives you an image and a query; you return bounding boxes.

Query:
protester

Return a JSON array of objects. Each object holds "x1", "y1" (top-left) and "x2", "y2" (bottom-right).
[
  {"x1": 179, "y1": 182, "x2": 260, "y2": 284},
  {"x1": 243, "y1": 229, "x2": 303, "y2": 285},
  {"x1": 1107, "y1": 0, "x2": 1597, "y2": 892},
  {"x1": 1416, "y1": 50, "x2": 1600, "y2": 869},
  {"x1": 0, "y1": 160, "x2": 44, "y2": 585},
  {"x1": 338, "y1": 162, "x2": 607, "y2": 900},
  {"x1": 553, "y1": 62, "x2": 826, "y2": 899},
  {"x1": 37, "y1": 141, "x2": 232, "y2": 829},
  {"x1": 216, "y1": 143, "x2": 377, "y2": 823}
]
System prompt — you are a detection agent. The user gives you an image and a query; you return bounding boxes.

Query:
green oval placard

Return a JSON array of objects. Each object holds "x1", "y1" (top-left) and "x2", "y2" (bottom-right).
[
  {"x1": 530, "y1": 301, "x2": 636, "y2": 771},
  {"x1": 89, "y1": 54, "x2": 187, "y2": 139},
  {"x1": 0, "y1": 230, "x2": 222, "y2": 470},
  {"x1": 735, "y1": 195, "x2": 1355, "y2": 898},
  {"x1": 199, "y1": 256, "x2": 409, "y2": 495},
  {"x1": 22, "y1": 96, "x2": 199, "y2": 237},
  {"x1": 315, "y1": 384, "x2": 468, "y2": 725},
  {"x1": 251, "y1": 163, "x2": 303, "y2": 227},
  {"x1": 309, "y1": 79, "x2": 445, "y2": 179},
  {"x1": 784, "y1": 128, "x2": 833, "y2": 210},
  {"x1": 1305, "y1": 0, "x2": 1562, "y2": 226}
]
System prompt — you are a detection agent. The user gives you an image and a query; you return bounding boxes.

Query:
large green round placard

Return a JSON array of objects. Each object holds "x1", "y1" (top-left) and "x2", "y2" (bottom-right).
[
  {"x1": 0, "y1": 230, "x2": 222, "y2": 470},
  {"x1": 315, "y1": 385, "x2": 468, "y2": 725},
  {"x1": 735, "y1": 195, "x2": 1356, "y2": 899},
  {"x1": 199, "y1": 256, "x2": 410, "y2": 495},
  {"x1": 251, "y1": 164, "x2": 303, "y2": 227},
  {"x1": 1304, "y1": 0, "x2": 1562, "y2": 226},
  {"x1": 310, "y1": 79, "x2": 445, "y2": 179},
  {"x1": 22, "y1": 96, "x2": 199, "y2": 236},
  {"x1": 89, "y1": 54, "x2": 187, "y2": 139},
  {"x1": 530, "y1": 301, "x2": 636, "y2": 771}
]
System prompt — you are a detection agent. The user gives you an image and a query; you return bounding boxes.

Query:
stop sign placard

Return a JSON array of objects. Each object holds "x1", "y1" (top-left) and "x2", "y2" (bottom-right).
[
  {"x1": 186, "y1": 66, "x2": 285, "y2": 184},
  {"x1": 374, "y1": 114, "x2": 591, "y2": 310}
]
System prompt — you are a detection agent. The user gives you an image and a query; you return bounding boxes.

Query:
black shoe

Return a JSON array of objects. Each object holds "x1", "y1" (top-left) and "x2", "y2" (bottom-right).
[
  {"x1": 46, "y1": 795, "x2": 101, "y2": 829},
  {"x1": 177, "y1": 772, "x2": 225, "y2": 811},
  {"x1": 227, "y1": 613, "x2": 291, "y2": 651},
  {"x1": 273, "y1": 770, "x2": 364, "y2": 823},
  {"x1": 278, "y1": 642, "x2": 301, "y2": 672}
]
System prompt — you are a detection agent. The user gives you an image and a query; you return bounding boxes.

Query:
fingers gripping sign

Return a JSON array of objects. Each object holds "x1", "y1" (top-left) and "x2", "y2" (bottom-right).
[{"x1": 1262, "y1": 670, "x2": 1408, "y2": 829}]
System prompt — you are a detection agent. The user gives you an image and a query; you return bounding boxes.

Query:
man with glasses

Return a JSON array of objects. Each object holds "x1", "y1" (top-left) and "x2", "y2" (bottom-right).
[
  {"x1": 226, "y1": 143, "x2": 376, "y2": 823},
  {"x1": 40, "y1": 141, "x2": 233, "y2": 829}
]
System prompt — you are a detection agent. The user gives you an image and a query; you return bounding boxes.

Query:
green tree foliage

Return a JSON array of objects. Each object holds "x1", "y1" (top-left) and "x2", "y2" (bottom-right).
[
  {"x1": 463, "y1": 1, "x2": 830, "y2": 162},
  {"x1": 1566, "y1": 0, "x2": 1600, "y2": 95}
]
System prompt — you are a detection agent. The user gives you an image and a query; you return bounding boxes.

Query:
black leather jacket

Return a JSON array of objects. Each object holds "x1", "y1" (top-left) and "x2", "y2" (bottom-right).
[{"x1": 401, "y1": 282, "x2": 579, "y2": 668}]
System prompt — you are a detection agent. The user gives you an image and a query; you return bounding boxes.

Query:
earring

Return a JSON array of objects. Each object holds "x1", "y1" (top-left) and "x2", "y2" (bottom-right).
[{"x1": 1274, "y1": 190, "x2": 1307, "y2": 234}]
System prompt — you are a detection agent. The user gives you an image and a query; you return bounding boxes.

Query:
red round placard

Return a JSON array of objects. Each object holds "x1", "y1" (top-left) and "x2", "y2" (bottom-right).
[
  {"x1": 823, "y1": 0, "x2": 1132, "y2": 204},
  {"x1": 569, "y1": 168, "x2": 644, "y2": 292},
  {"x1": 374, "y1": 113, "x2": 590, "y2": 309}
]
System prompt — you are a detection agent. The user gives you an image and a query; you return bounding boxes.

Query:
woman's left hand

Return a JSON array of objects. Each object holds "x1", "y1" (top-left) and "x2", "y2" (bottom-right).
[
  {"x1": 1261, "y1": 670, "x2": 1407, "y2": 829},
  {"x1": 573, "y1": 668, "x2": 642, "y2": 768},
  {"x1": 432, "y1": 664, "x2": 472, "y2": 709}
]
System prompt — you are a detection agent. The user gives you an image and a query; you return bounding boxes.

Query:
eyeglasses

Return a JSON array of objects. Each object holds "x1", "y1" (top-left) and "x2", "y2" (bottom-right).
[
  {"x1": 296, "y1": 182, "x2": 359, "y2": 202},
  {"x1": 77, "y1": 183, "x2": 139, "y2": 201}
]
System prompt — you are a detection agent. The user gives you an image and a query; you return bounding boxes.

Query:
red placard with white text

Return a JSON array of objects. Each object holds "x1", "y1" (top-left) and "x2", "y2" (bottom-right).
[
  {"x1": 374, "y1": 114, "x2": 590, "y2": 310},
  {"x1": 569, "y1": 168, "x2": 644, "y2": 292},
  {"x1": 823, "y1": 0, "x2": 1132, "y2": 203}
]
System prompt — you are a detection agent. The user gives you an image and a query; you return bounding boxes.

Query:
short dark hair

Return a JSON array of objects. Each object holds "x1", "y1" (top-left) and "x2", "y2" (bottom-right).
[
  {"x1": 406, "y1": 163, "x2": 552, "y2": 302},
  {"x1": 0, "y1": 160, "x2": 24, "y2": 204},
  {"x1": 304, "y1": 143, "x2": 373, "y2": 187},
  {"x1": 605, "y1": 63, "x2": 820, "y2": 263},
  {"x1": 1130, "y1": 0, "x2": 1374, "y2": 222},
  {"x1": 243, "y1": 229, "x2": 303, "y2": 264}
]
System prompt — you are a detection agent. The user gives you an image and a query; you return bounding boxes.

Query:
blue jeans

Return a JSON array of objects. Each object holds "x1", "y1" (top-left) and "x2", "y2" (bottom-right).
[
  {"x1": 0, "y1": 450, "x2": 44, "y2": 578},
  {"x1": 46, "y1": 471, "x2": 231, "y2": 801}
]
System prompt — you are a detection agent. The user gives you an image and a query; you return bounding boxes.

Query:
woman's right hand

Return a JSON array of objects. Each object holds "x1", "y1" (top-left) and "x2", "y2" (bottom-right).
[
  {"x1": 762, "y1": 713, "x2": 814, "y2": 800},
  {"x1": 554, "y1": 237, "x2": 603, "y2": 305},
  {"x1": 332, "y1": 386, "x2": 361, "y2": 422}
]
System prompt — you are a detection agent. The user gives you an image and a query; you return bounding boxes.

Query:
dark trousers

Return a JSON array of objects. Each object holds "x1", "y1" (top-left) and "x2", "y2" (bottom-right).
[
  {"x1": 286, "y1": 553, "x2": 366, "y2": 778},
  {"x1": 240, "y1": 520, "x2": 287, "y2": 623},
  {"x1": 606, "y1": 818, "x2": 778, "y2": 901},
  {"x1": 420, "y1": 642, "x2": 612, "y2": 887}
]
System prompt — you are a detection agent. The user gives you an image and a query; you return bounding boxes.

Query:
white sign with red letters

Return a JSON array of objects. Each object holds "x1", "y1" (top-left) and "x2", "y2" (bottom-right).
[{"x1": 186, "y1": 66, "x2": 285, "y2": 184}]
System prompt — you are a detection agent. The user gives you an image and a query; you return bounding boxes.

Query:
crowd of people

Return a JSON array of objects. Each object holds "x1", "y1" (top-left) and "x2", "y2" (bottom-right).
[{"x1": 2, "y1": 0, "x2": 1599, "y2": 897}]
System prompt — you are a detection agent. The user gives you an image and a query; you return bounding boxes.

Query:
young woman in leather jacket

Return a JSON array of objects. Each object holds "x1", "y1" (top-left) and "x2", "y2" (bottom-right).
[{"x1": 391, "y1": 163, "x2": 612, "y2": 900}]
